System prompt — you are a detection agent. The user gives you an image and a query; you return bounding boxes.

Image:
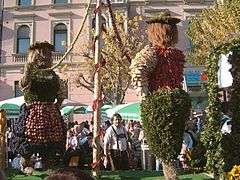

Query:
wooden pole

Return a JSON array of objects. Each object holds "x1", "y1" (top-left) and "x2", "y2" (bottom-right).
[
  {"x1": 93, "y1": 0, "x2": 102, "y2": 177},
  {"x1": 0, "y1": 110, "x2": 7, "y2": 169}
]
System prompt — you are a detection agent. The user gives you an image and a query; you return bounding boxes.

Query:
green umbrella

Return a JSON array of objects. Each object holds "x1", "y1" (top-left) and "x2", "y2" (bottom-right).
[
  {"x1": 73, "y1": 106, "x2": 89, "y2": 114},
  {"x1": 60, "y1": 106, "x2": 75, "y2": 116},
  {"x1": 105, "y1": 102, "x2": 141, "y2": 120},
  {"x1": 0, "y1": 103, "x2": 20, "y2": 116},
  {"x1": 76, "y1": 104, "x2": 114, "y2": 114}
]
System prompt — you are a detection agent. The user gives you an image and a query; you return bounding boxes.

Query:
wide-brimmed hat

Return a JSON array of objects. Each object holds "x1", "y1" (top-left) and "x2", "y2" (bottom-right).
[
  {"x1": 146, "y1": 11, "x2": 180, "y2": 24},
  {"x1": 29, "y1": 41, "x2": 55, "y2": 51}
]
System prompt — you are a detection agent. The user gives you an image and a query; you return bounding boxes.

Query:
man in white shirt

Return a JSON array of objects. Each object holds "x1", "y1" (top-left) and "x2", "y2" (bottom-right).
[{"x1": 104, "y1": 113, "x2": 129, "y2": 171}]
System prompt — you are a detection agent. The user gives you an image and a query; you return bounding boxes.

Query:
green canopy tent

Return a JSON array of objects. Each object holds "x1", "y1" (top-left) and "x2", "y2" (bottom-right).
[
  {"x1": 105, "y1": 102, "x2": 141, "y2": 120},
  {"x1": 60, "y1": 106, "x2": 75, "y2": 116},
  {"x1": 74, "y1": 104, "x2": 114, "y2": 114},
  {"x1": 73, "y1": 106, "x2": 89, "y2": 114},
  {"x1": 0, "y1": 103, "x2": 20, "y2": 117}
]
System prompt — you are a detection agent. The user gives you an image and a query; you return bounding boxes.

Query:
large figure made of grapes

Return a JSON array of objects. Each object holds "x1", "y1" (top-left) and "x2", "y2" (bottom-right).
[{"x1": 10, "y1": 41, "x2": 67, "y2": 173}]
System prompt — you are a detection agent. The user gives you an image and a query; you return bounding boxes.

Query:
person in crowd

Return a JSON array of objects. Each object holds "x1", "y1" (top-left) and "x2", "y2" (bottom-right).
[
  {"x1": 65, "y1": 129, "x2": 78, "y2": 151},
  {"x1": 12, "y1": 154, "x2": 21, "y2": 169},
  {"x1": 179, "y1": 119, "x2": 198, "y2": 169},
  {"x1": 46, "y1": 168, "x2": 94, "y2": 180},
  {"x1": 220, "y1": 101, "x2": 232, "y2": 134},
  {"x1": 89, "y1": 120, "x2": 94, "y2": 132},
  {"x1": 139, "y1": 120, "x2": 154, "y2": 171},
  {"x1": 63, "y1": 129, "x2": 81, "y2": 167},
  {"x1": 126, "y1": 120, "x2": 135, "y2": 137},
  {"x1": 33, "y1": 153, "x2": 43, "y2": 170},
  {"x1": 105, "y1": 120, "x2": 111, "y2": 130},
  {"x1": 81, "y1": 132, "x2": 94, "y2": 166},
  {"x1": 73, "y1": 123, "x2": 89, "y2": 141},
  {"x1": 84, "y1": 120, "x2": 90, "y2": 130},
  {"x1": 131, "y1": 128, "x2": 142, "y2": 170},
  {"x1": 134, "y1": 121, "x2": 141, "y2": 129},
  {"x1": 103, "y1": 113, "x2": 130, "y2": 171},
  {"x1": 80, "y1": 122, "x2": 90, "y2": 139}
]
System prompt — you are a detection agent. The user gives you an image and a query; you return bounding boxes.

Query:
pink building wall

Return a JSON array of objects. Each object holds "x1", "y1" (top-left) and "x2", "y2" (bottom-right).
[{"x1": 0, "y1": 0, "x2": 213, "y2": 122}]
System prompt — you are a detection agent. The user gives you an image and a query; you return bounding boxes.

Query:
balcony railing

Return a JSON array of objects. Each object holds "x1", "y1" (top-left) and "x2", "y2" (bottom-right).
[
  {"x1": 12, "y1": 52, "x2": 71, "y2": 64},
  {"x1": 52, "y1": 52, "x2": 70, "y2": 63},
  {"x1": 92, "y1": 0, "x2": 127, "y2": 4},
  {"x1": 13, "y1": 53, "x2": 28, "y2": 63}
]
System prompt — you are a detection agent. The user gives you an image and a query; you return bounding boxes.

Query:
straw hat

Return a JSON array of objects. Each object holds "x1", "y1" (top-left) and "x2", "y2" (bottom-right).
[{"x1": 146, "y1": 11, "x2": 180, "y2": 24}]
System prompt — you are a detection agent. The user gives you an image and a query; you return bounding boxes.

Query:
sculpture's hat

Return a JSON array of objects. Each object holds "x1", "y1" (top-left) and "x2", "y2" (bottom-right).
[{"x1": 146, "y1": 11, "x2": 180, "y2": 24}]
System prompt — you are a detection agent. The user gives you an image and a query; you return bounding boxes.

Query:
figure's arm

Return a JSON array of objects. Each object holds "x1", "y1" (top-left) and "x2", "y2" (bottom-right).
[
  {"x1": 56, "y1": 79, "x2": 68, "y2": 108},
  {"x1": 19, "y1": 62, "x2": 35, "y2": 92},
  {"x1": 130, "y1": 45, "x2": 157, "y2": 100}
]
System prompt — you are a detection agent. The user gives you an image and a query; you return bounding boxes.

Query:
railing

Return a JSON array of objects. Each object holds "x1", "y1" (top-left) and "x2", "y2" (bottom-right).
[
  {"x1": 12, "y1": 52, "x2": 71, "y2": 64},
  {"x1": 52, "y1": 52, "x2": 70, "y2": 63},
  {"x1": 12, "y1": 53, "x2": 28, "y2": 63},
  {"x1": 92, "y1": 0, "x2": 127, "y2": 4}
]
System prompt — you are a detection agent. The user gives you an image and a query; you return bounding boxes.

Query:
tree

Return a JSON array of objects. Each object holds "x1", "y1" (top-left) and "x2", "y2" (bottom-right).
[
  {"x1": 186, "y1": 0, "x2": 240, "y2": 65},
  {"x1": 73, "y1": 12, "x2": 145, "y2": 105},
  {"x1": 186, "y1": 0, "x2": 240, "y2": 177}
]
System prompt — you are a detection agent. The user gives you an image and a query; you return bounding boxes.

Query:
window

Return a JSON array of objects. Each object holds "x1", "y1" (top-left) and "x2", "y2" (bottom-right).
[
  {"x1": 18, "y1": 0, "x2": 32, "y2": 6},
  {"x1": 54, "y1": 0, "x2": 68, "y2": 4},
  {"x1": 54, "y1": 23, "x2": 67, "y2": 52},
  {"x1": 14, "y1": 81, "x2": 23, "y2": 97},
  {"x1": 17, "y1": 25, "x2": 30, "y2": 53}
]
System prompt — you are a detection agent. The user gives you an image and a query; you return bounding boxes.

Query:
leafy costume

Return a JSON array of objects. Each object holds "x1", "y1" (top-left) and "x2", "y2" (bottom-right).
[
  {"x1": 130, "y1": 11, "x2": 191, "y2": 180},
  {"x1": 9, "y1": 42, "x2": 67, "y2": 165},
  {"x1": 130, "y1": 45, "x2": 185, "y2": 99}
]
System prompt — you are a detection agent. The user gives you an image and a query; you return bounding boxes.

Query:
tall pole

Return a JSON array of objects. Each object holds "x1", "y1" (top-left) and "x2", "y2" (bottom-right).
[
  {"x1": 93, "y1": 0, "x2": 102, "y2": 177},
  {"x1": 0, "y1": 109, "x2": 7, "y2": 169}
]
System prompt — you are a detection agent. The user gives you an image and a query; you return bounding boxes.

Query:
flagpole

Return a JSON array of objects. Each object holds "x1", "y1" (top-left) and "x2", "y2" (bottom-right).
[{"x1": 93, "y1": 0, "x2": 102, "y2": 177}]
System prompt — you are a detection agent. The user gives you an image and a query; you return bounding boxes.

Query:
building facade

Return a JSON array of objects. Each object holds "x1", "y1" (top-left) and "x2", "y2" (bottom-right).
[
  {"x1": 0, "y1": 0, "x2": 3, "y2": 62},
  {"x1": 0, "y1": 0, "x2": 213, "y2": 121}
]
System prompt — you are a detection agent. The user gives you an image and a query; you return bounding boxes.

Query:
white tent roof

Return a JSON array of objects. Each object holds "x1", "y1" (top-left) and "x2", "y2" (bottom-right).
[
  {"x1": 0, "y1": 96, "x2": 86, "y2": 107},
  {"x1": 0, "y1": 96, "x2": 24, "y2": 106}
]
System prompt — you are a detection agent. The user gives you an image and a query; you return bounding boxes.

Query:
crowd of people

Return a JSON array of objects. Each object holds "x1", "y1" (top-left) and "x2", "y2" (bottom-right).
[
  {"x1": 61, "y1": 111, "x2": 206, "y2": 171},
  {"x1": 5, "y1": 102, "x2": 231, "y2": 172}
]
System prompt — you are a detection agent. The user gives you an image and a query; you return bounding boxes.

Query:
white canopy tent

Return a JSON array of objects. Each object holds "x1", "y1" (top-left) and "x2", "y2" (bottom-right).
[
  {"x1": 0, "y1": 96, "x2": 86, "y2": 107},
  {"x1": 0, "y1": 96, "x2": 87, "y2": 117}
]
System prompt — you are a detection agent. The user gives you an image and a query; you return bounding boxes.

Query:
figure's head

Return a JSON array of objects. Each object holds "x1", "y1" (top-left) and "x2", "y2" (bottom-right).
[
  {"x1": 28, "y1": 41, "x2": 55, "y2": 69},
  {"x1": 146, "y1": 11, "x2": 180, "y2": 47}
]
